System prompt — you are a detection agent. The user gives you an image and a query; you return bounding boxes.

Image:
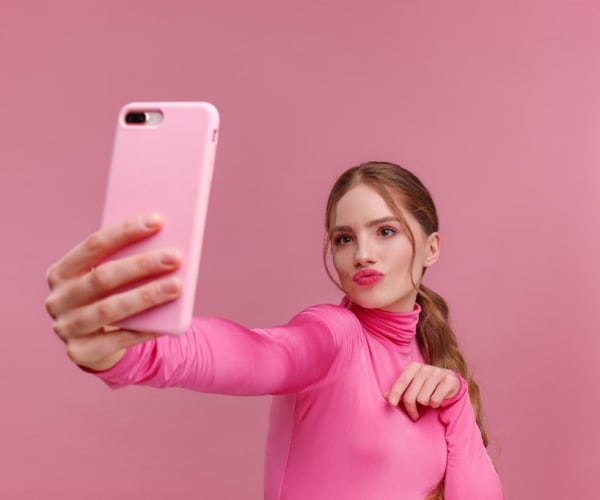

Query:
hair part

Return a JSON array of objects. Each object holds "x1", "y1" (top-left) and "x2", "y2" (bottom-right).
[{"x1": 323, "y1": 161, "x2": 490, "y2": 500}]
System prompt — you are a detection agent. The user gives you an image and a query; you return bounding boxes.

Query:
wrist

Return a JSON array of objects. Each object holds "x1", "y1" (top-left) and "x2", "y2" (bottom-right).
[{"x1": 78, "y1": 349, "x2": 127, "y2": 373}]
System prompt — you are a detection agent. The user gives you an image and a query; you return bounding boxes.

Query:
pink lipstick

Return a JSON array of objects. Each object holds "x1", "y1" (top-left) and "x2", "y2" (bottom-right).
[{"x1": 352, "y1": 269, "x2": 384, "y2": 286}]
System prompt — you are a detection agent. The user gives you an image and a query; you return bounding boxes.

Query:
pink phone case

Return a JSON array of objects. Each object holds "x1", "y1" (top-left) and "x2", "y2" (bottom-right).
[{"x1": 101, "y1": 101, "x2": 219, "y2": 335}]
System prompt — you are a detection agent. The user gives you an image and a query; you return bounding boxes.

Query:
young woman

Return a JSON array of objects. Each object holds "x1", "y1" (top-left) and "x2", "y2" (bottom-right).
[{"x1": 45, "y1": 161, "x2": 503, "y2": 499}]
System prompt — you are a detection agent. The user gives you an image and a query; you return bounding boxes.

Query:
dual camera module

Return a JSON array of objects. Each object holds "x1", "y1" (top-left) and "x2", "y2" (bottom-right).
[{"x1": 124, "y1": 110, "x2": 163, "y2": 126}]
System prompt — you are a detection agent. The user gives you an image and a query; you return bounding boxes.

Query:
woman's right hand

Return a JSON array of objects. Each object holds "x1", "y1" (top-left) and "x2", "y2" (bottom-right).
[{"x1": 44, "y1": 213, "x2": 182, "y2": 372}]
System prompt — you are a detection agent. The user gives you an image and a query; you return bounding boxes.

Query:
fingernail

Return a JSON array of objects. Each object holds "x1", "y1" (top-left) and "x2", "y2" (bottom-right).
[
  {"x1": 143, "y1": 213, "x2": 162, "y2": 229},
  {"x1": 389, "y1": 396, "x2": 399, "y2": 406},
  {"x1": 161, "y1": 278, "x2": 180, "y2": 295},
  {"x1": 161, "y1": 250, "x2": 180, "y2": 266}
]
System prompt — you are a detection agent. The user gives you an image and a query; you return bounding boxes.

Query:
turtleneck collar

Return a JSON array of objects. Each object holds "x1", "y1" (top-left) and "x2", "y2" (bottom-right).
[{"x1": 341, "y1": 296, "x2": 421, "y2": 350}]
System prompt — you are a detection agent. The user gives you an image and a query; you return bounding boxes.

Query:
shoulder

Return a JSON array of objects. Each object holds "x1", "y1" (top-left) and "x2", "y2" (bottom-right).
[
  {"x1": 290, "y1": 304, "x2": 365, "y2": 386},
  {"x1": 289, "y1": 303, "x2": 362, "y2": 337}
]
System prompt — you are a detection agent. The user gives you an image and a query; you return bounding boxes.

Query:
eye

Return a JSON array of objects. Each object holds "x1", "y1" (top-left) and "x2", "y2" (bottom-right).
[
  {"x1": 379, "y1": 226, "x2": 397, "y2": 238},
  {"x1": 333, "y1": 234, "x2": 353, "y2": 246}
]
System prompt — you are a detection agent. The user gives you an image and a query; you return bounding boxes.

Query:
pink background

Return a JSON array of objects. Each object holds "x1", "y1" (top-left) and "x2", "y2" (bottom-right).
[{"x1": 2, "y1": 1, "x2": 599, "y2": 498}]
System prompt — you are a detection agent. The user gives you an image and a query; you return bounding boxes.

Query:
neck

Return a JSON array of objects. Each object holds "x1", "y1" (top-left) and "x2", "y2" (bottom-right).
[{"x1": 342, "y1": 297, "x2": 421, "y2": 350}]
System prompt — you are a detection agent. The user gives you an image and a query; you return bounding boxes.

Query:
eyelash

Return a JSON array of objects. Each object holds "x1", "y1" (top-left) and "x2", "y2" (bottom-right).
[
  {"x1": 333, "y1": 234, "x2": 353, "y2": 246},
  {"x1": 379, "y1": 226, "x2": 397, "y2": 238},
  {"x1": 332, "y1": 226, "x2": 397, "y2": 246}
]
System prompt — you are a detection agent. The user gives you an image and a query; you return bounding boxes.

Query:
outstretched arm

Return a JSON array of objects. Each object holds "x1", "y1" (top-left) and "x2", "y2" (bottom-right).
[
  {"x1": 45, "y1": 213, "x2": 357, "y2": 394},
  {"x1": 86, "y1": 305, "x2": 357, "y2": 396}
]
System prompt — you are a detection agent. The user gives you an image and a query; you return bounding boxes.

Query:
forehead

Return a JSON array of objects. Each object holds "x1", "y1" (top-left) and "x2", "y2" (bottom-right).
[{"x1": 333, "y1": 184, "x2": 403, "y2": 225}]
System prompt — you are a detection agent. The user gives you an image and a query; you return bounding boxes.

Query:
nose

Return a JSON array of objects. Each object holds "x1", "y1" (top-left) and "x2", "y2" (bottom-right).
[{"x1": 353, "y1": 240, "x2": 376, "y2": 267}]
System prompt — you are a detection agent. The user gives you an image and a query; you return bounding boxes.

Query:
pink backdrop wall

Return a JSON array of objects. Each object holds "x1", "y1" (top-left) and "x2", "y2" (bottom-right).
[{"x1": 2, "y1": 1, "x2": 599, "y2": 498}]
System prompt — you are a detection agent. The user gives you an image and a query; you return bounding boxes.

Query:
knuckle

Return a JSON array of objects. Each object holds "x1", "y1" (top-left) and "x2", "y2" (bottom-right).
[
  {"x1": 140, "y1": 285, "x2": 156, "y2": 306},
  {"x1": 44, "y1": 295, "x2": 58, "y2": 318},
  {"x1": 46, "y1": 265, "x2": 59, "y2": 288},
  {"x1": 89, "y1": 266, "x2": 111, "y2": 289},
  {"x1": 416, "y1": 394, "x2": 429, "y2": 405},
  {"x1": 410, "y1": 361, "x2": 422, "y2": 372},
  {"x1": 96, "y1": 301, "x2": 115, "y2": 323},
  {"x1": 65, "y1": 342, "x2": 78, "y2": 361},
  {"x1": 430, "y1": 399, "x2": 441, "y2": 408},
  {"x1": 84, "y1": 232, "x2": 105, "y2": 254},
  {"x1": 52, "y1": 320, "x2": 68, "y2": 340}
]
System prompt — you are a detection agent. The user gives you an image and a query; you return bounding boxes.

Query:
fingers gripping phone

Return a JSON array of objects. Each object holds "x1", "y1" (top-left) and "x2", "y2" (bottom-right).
[{"x1": 101, "y1": 102, "x2": 219, "y2": 336}]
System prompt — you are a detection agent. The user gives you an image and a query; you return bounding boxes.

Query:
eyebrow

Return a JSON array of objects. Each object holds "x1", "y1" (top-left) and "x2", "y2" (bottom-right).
[{"x1": 331, "y1": 216, "x2": 398, "y2": 233}]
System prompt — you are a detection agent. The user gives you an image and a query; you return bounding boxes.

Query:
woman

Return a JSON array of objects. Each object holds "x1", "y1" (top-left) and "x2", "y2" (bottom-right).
[{"x1": 45, "y1": 161, "x2": 503, "y2": 499}]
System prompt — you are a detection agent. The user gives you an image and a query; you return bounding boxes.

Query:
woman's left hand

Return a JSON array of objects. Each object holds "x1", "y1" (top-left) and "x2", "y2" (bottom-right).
[{"x1": 384, "y1": 361, "x2": 460, "y2": 421}]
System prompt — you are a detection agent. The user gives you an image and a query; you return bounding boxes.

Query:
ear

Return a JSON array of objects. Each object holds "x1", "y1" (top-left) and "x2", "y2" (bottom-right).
[{"x1": 423, "y1": 232, "x2": 441, "y2": 268}]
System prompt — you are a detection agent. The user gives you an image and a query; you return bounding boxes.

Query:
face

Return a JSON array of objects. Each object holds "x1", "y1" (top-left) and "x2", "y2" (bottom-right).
[{"x1": 330, "y1": 184, "x2": 440, "y2": 313}]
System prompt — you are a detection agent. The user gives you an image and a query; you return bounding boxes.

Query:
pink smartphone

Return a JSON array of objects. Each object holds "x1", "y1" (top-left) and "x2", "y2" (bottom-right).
[{"x1": 101, "y1": 101, "x2": 219, "y2": 336}]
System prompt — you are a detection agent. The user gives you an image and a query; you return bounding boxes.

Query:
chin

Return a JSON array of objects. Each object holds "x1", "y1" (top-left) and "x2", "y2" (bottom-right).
[
  {"x1": 346, "y1": 289, "x2": 413, "y2": 312},
  {"x1": 345, "y1": 291, "x2": 389, "y2": 310},
  {"x1": 350, "y1": 298, "x2": 379, "y2": 309}
]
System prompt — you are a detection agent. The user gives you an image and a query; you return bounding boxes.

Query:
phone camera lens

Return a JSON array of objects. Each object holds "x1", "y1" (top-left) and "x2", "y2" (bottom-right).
[{"x1": 125, "y1": 112, "x2": 147, "y2": 124}]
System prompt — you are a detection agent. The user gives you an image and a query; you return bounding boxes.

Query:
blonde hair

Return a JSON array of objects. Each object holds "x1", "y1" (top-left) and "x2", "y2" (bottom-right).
[{"x1": 322, "y1": 161, "x2": 490, "y2": 499}]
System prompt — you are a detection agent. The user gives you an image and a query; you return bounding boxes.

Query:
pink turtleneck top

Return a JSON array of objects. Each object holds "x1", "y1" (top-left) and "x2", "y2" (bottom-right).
[{"x1": 91, "y1": 302, "x2": 503, "y2": 499}]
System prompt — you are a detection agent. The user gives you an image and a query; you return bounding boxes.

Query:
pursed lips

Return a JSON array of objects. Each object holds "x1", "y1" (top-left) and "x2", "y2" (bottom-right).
[{"x1": 352, "y1": 270, "x2": 384, "y2": 286}]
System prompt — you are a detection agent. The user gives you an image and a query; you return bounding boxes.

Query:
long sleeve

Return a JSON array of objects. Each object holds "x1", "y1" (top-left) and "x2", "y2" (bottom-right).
[
  {"x1": 90, "y1": 304, "x2": 358, "y2": 396},
  {"x1": 439, "y1": 375, "x2": 504, "y2": 500}
]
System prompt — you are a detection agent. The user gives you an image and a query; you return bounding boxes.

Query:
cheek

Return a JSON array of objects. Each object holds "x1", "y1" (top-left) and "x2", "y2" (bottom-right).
[
  {"x1": 411, "y1": 242, "x2": 428, "y2": 268},
  {"x1": 406, "y1": 245, "x2": 427, "y2": 283},
  {"x1": 331, "y1": 248, "x2": 351, "y2": 278},
  {"x1": 331, "y1": 250, "x2": 343, "y2": 274},
  {"x1": 384, "y1": 240, "x2": 413, "y2": 267}
]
